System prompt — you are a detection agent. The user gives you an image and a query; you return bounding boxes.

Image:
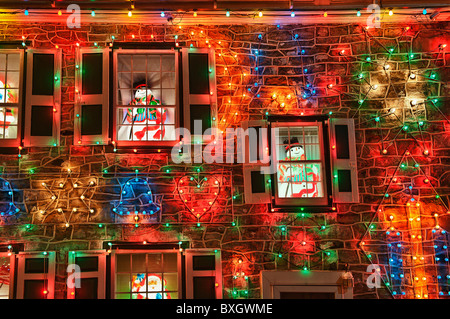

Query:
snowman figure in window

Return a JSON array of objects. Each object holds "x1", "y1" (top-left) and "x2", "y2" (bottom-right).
[
  {"x1": 132, "y1": 273, "x2": 171, "y2": 299},
  {"x1": 123, "y1": 80, "x2": 167, "y2": 141},
  {"x1": 278, "y1": 137, "x2": 321, "y2": 198}
]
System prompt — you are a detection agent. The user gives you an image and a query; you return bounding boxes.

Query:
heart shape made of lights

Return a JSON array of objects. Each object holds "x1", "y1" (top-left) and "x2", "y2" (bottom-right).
[{"x1": 177, "y1": 175, "x2": 220, "y2": 217}]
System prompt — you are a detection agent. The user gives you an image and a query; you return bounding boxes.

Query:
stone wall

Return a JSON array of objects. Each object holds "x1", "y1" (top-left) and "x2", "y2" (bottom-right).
[{"x1": 0, "y1": 21, "x2": 449, "y2": 299}]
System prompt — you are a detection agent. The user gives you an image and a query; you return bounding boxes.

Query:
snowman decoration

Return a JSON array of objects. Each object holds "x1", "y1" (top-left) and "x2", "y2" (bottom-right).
[
  {"x1": 122, "y1": 80, "x2": 167, "y2": 141},
  {"x1": 278, "y1": 137, "x2": 320, "y2": 198}
]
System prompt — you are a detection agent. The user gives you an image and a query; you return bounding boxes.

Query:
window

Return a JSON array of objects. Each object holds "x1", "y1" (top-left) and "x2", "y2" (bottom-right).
[
  {"x1": 243, "y1": 117, "x2": 358, "y2": 207},
  {"x1": 67, "y1": 250, "x2": 106, "y2": 299},
  {"x1": 0, "y1": 50, "x2": 23, "y2": 147},
  {"x1": 272, "y1": 121, "x2": 328, "y2": 206},
  {"x1": 114, "y1": 50, "x2": 178, "y2": 145},
  {"x1": 185, "y1": 249, "x2": 222, "y2": 299},
  {"x1": 0, "y1": 252, "x2": 15, "y2": 299},
  {"x1": 16, "y1": 251, "x2": 56, "y2": 299},
  {"x1": 111, "y1": 250, "x2": 181, "y2": 299}
]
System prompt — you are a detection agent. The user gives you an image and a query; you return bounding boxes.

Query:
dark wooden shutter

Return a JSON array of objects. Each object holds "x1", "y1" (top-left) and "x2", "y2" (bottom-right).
[
  {"x1": 24, "y1": 50, "x2": 61, "y2": 147},
  {"x1": 181, "y1": 48, "x2": 217, "y2": 143},
  {"x1": 74, "y1": 48, "x2": 109, "y2": 145},
  {"x1": 329, "y1": 118, "x2": 359, "y2": 203}
]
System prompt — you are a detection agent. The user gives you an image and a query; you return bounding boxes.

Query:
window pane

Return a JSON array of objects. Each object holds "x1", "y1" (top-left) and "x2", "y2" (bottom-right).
[
  {"x1": 81, "y1": 105, "x2": 103, "y2": 136},
  {"x1": 6, "y1": 89, "x2": 18, "y2": 103},
  {"x1": 192, "y1": 255, "x2": 216, "y2": 271},
  {"x1": 82, "y1": 53, "x2": 103, "y2": 95},
  {"x1": 164, "y1": 273, "x2": 178, "y2": 292},
  {"x1": 163, "y1": 253, "x2": 177, "y2": 272},
  {"x1": 116, "y1": 254, "x2": 130, "y2": 272},
  {"x1": 118, "y1": 55, "x2": 131, "y2": 72},
  {"x1": 161, "y1": 55, "x2": 175, "y2": 71},
  {"x1": 147, "y1": 55, "x2": 160, "y2": 71},
  {"x1": 24, "y1": 279, "x2": 47, "y2": 299},
  {"x1": 0, "y1": 107, "x2": 18, "y2": 139},
  {"x1": 0, "y1": 54, "x2": 5, "y2": 70},
  {"x1": 116, "y1": 274, "x2": 131, "y2": 292},
  {"x1": 75, "y1": 278, "x2": 98, "y2": 299},
  {"x1": 132, "y1": 254, "x2": 146, "y2": 272},
  {"x1": 188, "y1": 53, "x2": 209, "y2": 94},
  {"x1": 0, "y1": 256, "x2": 11, "y2": 299},
  {"x1": 6, "y1": 72, "x2": 20, "y2": 89},
  {"x1": 193, "y1": 277, "x2": 216, "y2": 299},
  {"x1": 118, "y1": 73, "x2": 132, "y2": 89},
  {"x1": 146, "y1": 73, "x2": 161, "y2": 89},
  {"x1": 7, "y1": 54, "x2": 20, "y2": 71},
  {"x1": 132, "y1": 55, "x2": 147, "y2": 72},
  {"x1": 24, "y1": 258, "x2": 48, "y2": 274},
  {"x1": 75, "y1": 256, "x2": 98, "y2": 272},
  {"x1": 30, "y1": 105, "x2": 53, "y2": 136},
  {"x1": 32, "y1": 53, "x2": 54, "y2": 96},
  {"x1": 161, "y1": 89, "x2": 175, "y2": 105},
  {"x1": 118, "y1": 89, "x2": 132, "y2": 105},
  {"x1": 147, "y1": 254, "x2": 162, "y2": 272},
  {"x1": 163, "y1": 125, "x2": 176, "y2": 141},
  {"x1": 161, "y1": 72, "x2": 175, "y2": 88}
]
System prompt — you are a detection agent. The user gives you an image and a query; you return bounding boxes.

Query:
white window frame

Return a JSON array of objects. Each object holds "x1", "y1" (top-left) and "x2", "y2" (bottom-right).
[
  {"x1": 74, "y1": 47, "x2": 110, "y2": 145},
  {"x1": 113, "y1": 49, "x2": 180, "y2": 147},
  {"x1": 0, "y1": 252, "x2": 15, "y2": 299},
  {"x1": 24, "y1": 49, "x2": 62, "y2": 147},
  {"x1": 0, "y1": 49, "x2": 24, "y2": 148},
  {"x1": 181, "y1": 47, "x2": 217, "y2": 144},
  {"x1": 185, "y1": 249, "x2": 222, "y2": 299},
  {"x1": 271, "y1": 121, "x2": 329, "y2": 206},
  {"x1": 16, "y1": 251, "x2": 56, "y2": 299},
  {"x1": 110, "y1": 249, "x2": 182, "y2": 299},
  {"x1": 261, "y1": 270, "x2": 353, "y2": 299},
  {"x1": 67, "y1": 250, "x2": 106, "y2": 299}
]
